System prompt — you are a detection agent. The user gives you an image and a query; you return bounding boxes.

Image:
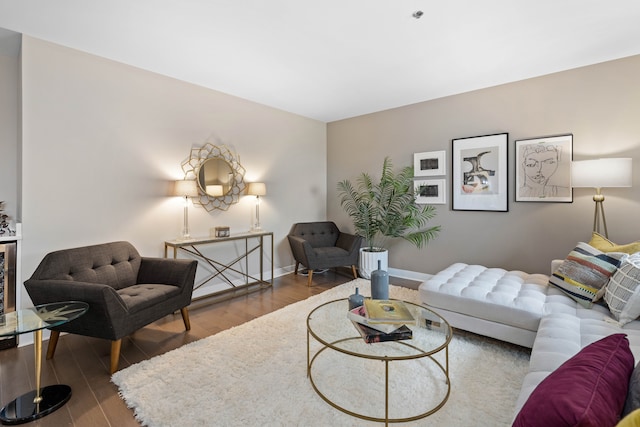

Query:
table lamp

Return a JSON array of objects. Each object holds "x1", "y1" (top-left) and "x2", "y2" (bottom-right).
[
  {"x1": 571, "y1": 158, "x2": 632, "y2": 238},
  {"x1": 247, "y1": 182, "x2": 266, "y2": 232},
  {"x1": 173, "y1": 179, "x2": 199, "y2": 240}
]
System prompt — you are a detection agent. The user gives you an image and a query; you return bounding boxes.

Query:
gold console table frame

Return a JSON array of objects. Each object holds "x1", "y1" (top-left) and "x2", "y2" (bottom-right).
[{"x1": 164, "y1": 231, "x2": 274, "y2": 302}]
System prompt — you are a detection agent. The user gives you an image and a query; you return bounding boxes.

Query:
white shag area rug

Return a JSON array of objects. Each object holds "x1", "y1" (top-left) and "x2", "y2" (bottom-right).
[{"x1": 112, "y1": 280, "x2": 530, "y2": 426}]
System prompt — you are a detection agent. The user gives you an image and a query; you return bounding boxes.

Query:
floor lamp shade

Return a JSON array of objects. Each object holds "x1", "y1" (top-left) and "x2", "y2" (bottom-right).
[
  {"x1": 571, "y1": 158, "x2": 632, "y2": 189},
  {"x1": 571, "y1": 158, "x2": 633, "y2": 238}
]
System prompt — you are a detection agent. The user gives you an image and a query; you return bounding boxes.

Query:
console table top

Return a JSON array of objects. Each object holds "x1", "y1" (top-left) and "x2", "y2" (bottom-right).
[{"x1": 164, "y1": 230, "x2": 273, "y2": 247}]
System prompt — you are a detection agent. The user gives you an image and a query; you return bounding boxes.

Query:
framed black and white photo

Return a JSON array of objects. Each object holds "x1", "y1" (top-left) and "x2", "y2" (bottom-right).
[
  {"x1": 414, "y1": 150, "x2": 446, "y2": 177},
  {"x1": 415, "y1": 179, "x2": 446, "y2": 204},
  {"x1": 515, "y1": 134, "x2": 573, "y2": 202},
  {"x1": 452, "y1": 133, "x2": 508, "y2": 212}
]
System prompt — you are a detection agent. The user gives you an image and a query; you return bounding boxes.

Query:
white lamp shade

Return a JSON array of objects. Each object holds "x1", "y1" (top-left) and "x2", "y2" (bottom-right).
[
  {"x1": 571, "y1": 158, "x2": 633, "y2": 188},
  {"x1": 247, "y1": 182, "x2": 267, "y2": 196},
  {"x1": 206, "y1": 184, "x2": 224, "y2": 196},
  {"x1": 173, "y1": 179, "x2": 199, "y2": 197}
]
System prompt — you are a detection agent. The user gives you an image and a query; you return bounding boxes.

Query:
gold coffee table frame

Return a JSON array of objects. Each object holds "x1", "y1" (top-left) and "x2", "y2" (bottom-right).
[{"x1": 306, "y1": 298, "x2": 452, "y2": 426}]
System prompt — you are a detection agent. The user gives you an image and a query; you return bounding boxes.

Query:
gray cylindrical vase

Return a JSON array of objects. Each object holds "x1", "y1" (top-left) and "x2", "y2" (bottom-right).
[
  {"x1": 348, "y1": 287, "x2": 365, "y2": 310},
  {"x1": 371, "y1": 259, "x2": 389, "y2": 300}
]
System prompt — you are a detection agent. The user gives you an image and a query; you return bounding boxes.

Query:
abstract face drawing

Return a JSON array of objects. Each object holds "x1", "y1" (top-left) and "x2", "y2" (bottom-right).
[{"x1": 522, "y1": 144, "x2": 560, "y2": 186}]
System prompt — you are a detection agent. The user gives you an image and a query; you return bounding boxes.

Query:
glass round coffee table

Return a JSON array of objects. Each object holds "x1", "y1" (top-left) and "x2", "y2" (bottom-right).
[
  {"x1": 307, "y1": 298, "x2": 452, "y2": 425},
  {"x1": 0, "y1": 301, "x2": 89, "y2": 425}
]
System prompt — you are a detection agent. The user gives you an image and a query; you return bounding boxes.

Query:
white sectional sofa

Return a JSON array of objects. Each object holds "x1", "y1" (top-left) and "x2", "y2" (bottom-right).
[{"x1": 419, "y1": 255, "x2": 640, "y2": 426}]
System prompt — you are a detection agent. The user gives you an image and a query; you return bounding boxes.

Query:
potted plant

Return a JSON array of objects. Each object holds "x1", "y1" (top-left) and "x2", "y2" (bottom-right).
[{"x1": 337, "y1": 157, "x2": 441, "y2": 279}]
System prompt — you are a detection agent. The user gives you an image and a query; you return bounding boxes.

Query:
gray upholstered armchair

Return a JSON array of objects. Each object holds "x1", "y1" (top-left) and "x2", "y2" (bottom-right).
[
  {"x1": 287, "y1": 221, "x2": 362, "y2": 286},
  {"x1": 24, "y1": 241, "x2": 197, "y2": 374}
]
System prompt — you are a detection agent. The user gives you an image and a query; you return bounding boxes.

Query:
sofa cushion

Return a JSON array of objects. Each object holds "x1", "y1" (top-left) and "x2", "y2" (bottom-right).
[
  {"x1": 590, "y1": 232, "x2": 640, "y2": 255},
  {"x1": 605, "y1": 255, "x2": 640, "y2": 326},
  {"x1": 549, "y1": 242, "x2": 624, "y2": 308},
  {"x1": 27, "y1": 241, "x2": 142, "y2": 289},
  {"x1": 513, "y1": 334, "x2": 634, "y2": 427},
  {"x1": 419, "y1": 263, "x2": 550, "y2": 332},
  {"x1": 117, "y1": 284, "x2": 182, "y2": 313}
]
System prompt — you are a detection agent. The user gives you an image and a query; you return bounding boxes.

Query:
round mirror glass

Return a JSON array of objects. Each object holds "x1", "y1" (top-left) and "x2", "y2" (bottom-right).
[{"x1": 197, "y1": 158, "x2": 234, "y2": 197}]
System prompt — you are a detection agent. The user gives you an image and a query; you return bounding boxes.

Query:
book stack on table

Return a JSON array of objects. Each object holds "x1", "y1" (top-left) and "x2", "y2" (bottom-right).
[{"x1": 347, "y1": 300, "x2": 415, "y2": 344}]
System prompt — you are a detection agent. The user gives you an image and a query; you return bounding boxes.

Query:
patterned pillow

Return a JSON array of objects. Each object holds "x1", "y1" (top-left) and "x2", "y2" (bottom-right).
[
  {"x1": 605, "y1": 254, "x2": 640, "y2": 326},
  {"x1": 589, "y1": 232, "x2": 640, "y2": 254},
  {"x1": 549, "y1": 242, "x2": 625, "y2": 308}
]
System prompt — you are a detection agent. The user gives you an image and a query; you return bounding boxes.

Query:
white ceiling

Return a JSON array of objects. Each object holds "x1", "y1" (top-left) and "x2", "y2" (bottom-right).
[{"x1": 1, "y1": 1, "x2": 640, "y2": 122}]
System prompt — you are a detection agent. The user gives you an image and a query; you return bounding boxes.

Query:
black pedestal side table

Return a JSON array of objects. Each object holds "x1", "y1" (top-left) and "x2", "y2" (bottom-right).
[{"x1": 0, "y1": 301, "x2": 89, "y2": 425}]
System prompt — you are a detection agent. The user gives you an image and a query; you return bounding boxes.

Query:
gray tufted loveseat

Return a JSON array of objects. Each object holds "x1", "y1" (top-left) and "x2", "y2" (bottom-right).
[{"x1": 24, "y1": 241, "x2": 197, "y2": 373}]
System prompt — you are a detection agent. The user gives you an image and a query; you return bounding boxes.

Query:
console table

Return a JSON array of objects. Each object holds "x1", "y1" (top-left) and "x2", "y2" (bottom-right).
[{"x1": 164, "y1": 231, "x2": 274, "y2": 301}]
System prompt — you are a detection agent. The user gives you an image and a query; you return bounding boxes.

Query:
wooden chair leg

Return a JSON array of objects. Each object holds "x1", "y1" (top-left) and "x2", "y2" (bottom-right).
[
  {"x1": 110, "y1": 339, "x2": 122, "y2": 374},
  {"x1": 180, "y1": 307, "x2": 191, "y2": 331},
  {"x1": 294, "y1": 262, "x2": 300, "y2": 275},
  {"x1": 46, "y1": 330, "x2": 60, "y2": 360},
  {"x1": 351, "y1": 265, "x2": 358, "y2": 279},
  {"x1": 307, "y1": 269, "x2": 313, "y2": 287}
]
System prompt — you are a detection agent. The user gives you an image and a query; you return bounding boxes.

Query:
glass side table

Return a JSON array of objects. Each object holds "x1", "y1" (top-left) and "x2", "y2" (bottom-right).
[{"x1": 0, "y1": 301, "x2": 89, "y2": 425}]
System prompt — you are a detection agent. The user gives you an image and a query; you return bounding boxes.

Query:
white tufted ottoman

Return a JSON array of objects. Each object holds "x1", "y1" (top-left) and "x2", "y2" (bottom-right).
[{"x1": 419, "y1": 263, "x2": 551, "y2": 348}]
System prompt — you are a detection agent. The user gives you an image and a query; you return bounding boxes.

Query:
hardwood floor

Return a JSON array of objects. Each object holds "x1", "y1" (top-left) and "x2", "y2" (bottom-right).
[{"x1": 0, "y1": 270, "x2": 369, "y2": 426}]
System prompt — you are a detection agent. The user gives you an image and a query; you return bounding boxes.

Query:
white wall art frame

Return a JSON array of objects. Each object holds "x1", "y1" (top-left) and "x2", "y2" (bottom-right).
[
  {"x1": 415, "y1": 179, "x2": 446, "y2": 204},
  {"x1": 414, "y1": 150, "x2": 446, "y2": 177}
]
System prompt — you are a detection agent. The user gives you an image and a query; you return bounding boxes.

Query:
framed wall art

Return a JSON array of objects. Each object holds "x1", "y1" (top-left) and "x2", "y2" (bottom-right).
[
  {"x1": 415, "y1": 179, "x2": 446, "y2": 204},
  {"x1": 452, "y1": 133, "x2": 508, "y2": 212},
  {"x1": 414, "y1": 150, "x2": 446, "y2": 177},
  {"x1": 515, "y1": 134, "x2": 573, "y2": 202}
]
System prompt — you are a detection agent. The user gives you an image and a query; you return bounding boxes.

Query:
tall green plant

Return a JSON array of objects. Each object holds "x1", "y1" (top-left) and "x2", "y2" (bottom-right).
[{"x1": 337, "y1": 157, "x2": 441, "y2": 252}]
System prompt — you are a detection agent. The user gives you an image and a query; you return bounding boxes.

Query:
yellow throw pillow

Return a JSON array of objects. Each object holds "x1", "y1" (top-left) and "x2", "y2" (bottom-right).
[
  {"x1": 589, "y1": 232, "x2": 640, "y2": 254},
  {"x1": 617, "y1": 408, "x2": 640, "y2": 427}
]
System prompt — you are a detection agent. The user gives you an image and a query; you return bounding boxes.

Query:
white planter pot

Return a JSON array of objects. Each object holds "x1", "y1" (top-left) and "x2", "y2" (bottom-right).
[{"x1": 359, "y1": 248, "x2": 388, "y2": 280}]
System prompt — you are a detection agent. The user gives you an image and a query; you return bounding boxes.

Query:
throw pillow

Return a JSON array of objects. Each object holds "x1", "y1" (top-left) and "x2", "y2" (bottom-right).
[
  {"x1": 623, "y1": 362, "x2": 640, "y2": 418},
  {"x1": 513, "y1": 334, "x2": 634, "y2": 427},
  {"x1": 549, "y1": 242, "x2": 625, "y2": 308},
  {"x1": 590, "y1": 232, "x2": 640, "y2": 254},
  {"x1": 617, "y1": 409, "x2": 640, "y2": 427},
  {"x1": 605, "y1": 254, "x2": 640, "y2": 326}
]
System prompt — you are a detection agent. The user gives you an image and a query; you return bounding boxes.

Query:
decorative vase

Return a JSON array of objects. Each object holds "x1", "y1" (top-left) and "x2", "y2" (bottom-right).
[
  {"x1": 370, "y1": 260, "x2": 389, "y2": 300},
  {"x1": 358, "y1": 248, "x2": 388, "y2": 279},
  {"x1": 348, "y1": 287, "x2": 365, "y2": 310}
]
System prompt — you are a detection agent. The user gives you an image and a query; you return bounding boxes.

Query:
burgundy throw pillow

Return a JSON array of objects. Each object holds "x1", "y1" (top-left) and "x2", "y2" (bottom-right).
[{"x1": 513, "y1": 334, "x2": 634, "y2": 427}]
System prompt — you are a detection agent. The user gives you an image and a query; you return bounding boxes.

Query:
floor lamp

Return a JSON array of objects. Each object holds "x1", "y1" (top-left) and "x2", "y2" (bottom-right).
[
  {"x1": 247, "y1": 182, "x2": 266, "y2": 232},
  {"x1": 571, "y1": 158, "x2": 632, "y2": 238},
  {"x1": 173, "y1": 179, "x2": 199, "y2": 240}
]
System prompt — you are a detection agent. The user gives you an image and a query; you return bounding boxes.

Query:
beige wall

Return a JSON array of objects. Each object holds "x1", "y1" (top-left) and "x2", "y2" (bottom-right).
[
  {"x1": 327, "y1": 55, "x2": 640, "y2": 275},
  {"x1": 19, "y1": 36, "x2": 327, "y2": 306}
]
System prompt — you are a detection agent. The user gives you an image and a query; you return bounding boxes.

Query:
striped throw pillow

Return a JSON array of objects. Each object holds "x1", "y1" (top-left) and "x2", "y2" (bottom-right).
[
  {"x1": 549, "y1": 242, "x2": 625, "y2": 308},
  {"x1": 604, "y1": 254, "x2": 640, "y2": 325}
]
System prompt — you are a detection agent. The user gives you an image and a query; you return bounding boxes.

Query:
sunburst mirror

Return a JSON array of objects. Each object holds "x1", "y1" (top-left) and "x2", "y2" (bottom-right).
[{"x1": 181, "y1": 143, "x2": 246, "y2": 211}]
